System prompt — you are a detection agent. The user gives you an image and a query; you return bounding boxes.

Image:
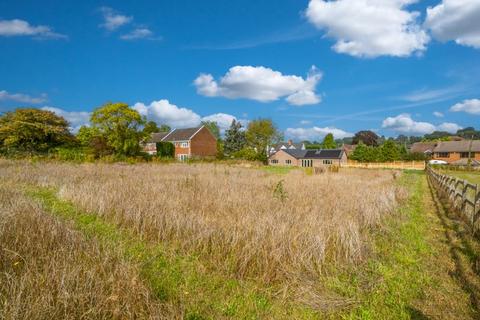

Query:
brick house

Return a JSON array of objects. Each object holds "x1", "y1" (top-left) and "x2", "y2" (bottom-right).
[
  {"x1": 269, "y1": 149, "x2": 347, "y2": 167},
  {"x1": 432, "y1": 140, "x2": 480, "y2": 165},
  {"x1": 143, "y1": 126, "x2": 217, "y2": 160},
  {"x1": 268, "y1": 140, "x2": 306, "y2": 156}
]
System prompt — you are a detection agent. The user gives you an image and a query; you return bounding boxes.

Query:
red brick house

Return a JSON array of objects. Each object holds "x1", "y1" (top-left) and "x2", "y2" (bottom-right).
[
  {"x1": 143, "y1": 126, "x2": 217, "y2": 160},
  {"x1": 432, "y1": 140, "x2": 480, "y2": 165}
]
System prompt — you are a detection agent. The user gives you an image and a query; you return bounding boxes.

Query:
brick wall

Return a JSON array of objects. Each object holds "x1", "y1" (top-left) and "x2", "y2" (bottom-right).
[
  {"x1": 190, "y1": 127, "x2": 217, "y2": 158},
  {"x1": 268, "y1": 150, "x2": 299, "y2": 166}
]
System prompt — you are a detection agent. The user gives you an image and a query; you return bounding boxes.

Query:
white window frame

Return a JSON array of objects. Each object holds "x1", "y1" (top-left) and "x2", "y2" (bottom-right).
[
  {"x1": 285, "y1": 159, "x2": 292, "y2": 165},
  {"x1": 180, "y1": 141, "x2": 189, "y2": 148},
  {"x1": 178, "y1": 154, "x2": 189, "y2": 161}
]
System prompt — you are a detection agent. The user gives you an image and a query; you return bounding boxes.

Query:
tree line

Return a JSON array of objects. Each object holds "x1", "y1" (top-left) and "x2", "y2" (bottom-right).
[{"x1": 0, "y1": 103, "x2": 283, "y2": 162}]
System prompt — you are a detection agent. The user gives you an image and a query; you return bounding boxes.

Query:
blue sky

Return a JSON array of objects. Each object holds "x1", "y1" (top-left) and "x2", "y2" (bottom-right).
[{"x1": 1, "y1": 0, "x2": 479, "y2": 141}]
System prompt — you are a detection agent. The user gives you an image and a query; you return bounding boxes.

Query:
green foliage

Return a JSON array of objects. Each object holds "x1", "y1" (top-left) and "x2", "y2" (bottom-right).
[
  {"x1": 51, "y1": 147, "x2": 89, "y2": 162},
  {"x1": 216, "y1": 141, "x2": 225, "y2": 159},
  {"x1": 156, "y1": 142, "x2": 175, "y2": 158},
  {"x1": 380, "y1": 139, "x2": 400, "y2": 161},
  {"x1": 352, "y1": 130, "x2": 379, "y2": 146},
  {"x1": 245, "y1": 119, "x2": 282, "y2": 158},
  {"x1": 201, "y1": 120, "x2": 220, "y2": 140},
  {"x1": 272, "y1": 180, "x2": 287, "y2": 202},
  {"x1": 159, "y1": 124, "x2": 171, "y2": 132},
  {"x1": 91, "y1": 102, "x2": 145, "y2": 156},
  {"x1": 76, "y1": 125, "x2": 113, "y2": 158},
  {"x1": 224, "y1": 120, "x2": 246, "y2": 156},
  {"x1": 0, "y1": 108, "x2": 74, "y2": 153},
  {"x1": 143, "y1": 121, "x2": 160, "y2": 136},
  {"x1": 321, "y1": 133, "x2": 336, "y2": 149},
  {"x1": 232, "y1": 147, "x2": 260, "y2": 161}
]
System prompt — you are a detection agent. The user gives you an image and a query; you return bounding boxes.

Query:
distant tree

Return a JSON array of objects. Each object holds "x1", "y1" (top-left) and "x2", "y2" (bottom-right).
[
  {"x1": 352, "y1": 130, "x2": 379, "y2": 146},
  {"x1": 350, "y1": 141, "x2": 368, "y2": 161},
  {"x1": 76, "y1": 125, "x2": 113, "y2": 157},
  {"x1": 90, "y1": 102, "x2": 145, "y2": 156},
  {"x1": 201, "y1": 120, "x2": 221, "y2": 140},
  {"x1": 380, "y1": 140, "x2": 400, "y2": 161},
  {"x1": 224, "y1": 119, "x2": 246, "y2": 156},
  {"x1": 423, "y1": 131, "x2": 451, "y2": 141},
  {"x1": 245, "y1": 119, "x2": 283, "y2": 158},
  {"x1": 0, "y1": 108, "x2": 73, "y2": 153},
  {"x1": 159, "y1": 124, "x2": 171, "y2": 132},
  {"x1": 321, "y1": 133, "x2": 337, "y2": 149},
  {"x1": 143, "y1": 121, "x2": 160, "y2": 136},
  {"x1": 457, "y1": 127, "x2": 480, "y2": 139}
]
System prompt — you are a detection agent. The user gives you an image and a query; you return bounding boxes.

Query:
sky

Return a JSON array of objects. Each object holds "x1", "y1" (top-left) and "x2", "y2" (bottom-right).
[{"x1": 1, "y1": 0, "x2": 480, "y2": 141}]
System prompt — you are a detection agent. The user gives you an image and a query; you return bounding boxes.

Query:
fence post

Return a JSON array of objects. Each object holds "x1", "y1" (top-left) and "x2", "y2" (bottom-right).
[{"x1": 474, "y1": 184, "x2": 479, "y2": 234}]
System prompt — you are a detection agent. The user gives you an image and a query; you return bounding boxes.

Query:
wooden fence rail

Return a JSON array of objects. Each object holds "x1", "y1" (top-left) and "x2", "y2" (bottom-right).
[{"x1": 426, "y1": 166, "x2": 480, "y2": 233}]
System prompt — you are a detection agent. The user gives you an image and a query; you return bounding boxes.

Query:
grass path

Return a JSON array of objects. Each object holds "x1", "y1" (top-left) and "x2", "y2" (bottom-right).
[
  {"x1": 10, "y1": 172, "x2": 480, "y2": 319},
  {"x1": 411, "y1": 175, "x2": 480, "y2": 319}
]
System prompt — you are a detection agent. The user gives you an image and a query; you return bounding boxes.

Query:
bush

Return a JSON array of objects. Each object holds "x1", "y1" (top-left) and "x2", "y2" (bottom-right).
[
  {"x1": 156, "y1": 142, "x2": 175, "y2": 158},
  {"x1": 232, "y1": 147, "x2": 260, "y2": 161}
]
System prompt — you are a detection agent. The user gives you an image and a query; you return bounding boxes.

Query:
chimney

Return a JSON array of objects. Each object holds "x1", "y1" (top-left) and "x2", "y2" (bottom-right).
[{"x1": 288, "y1": 139, "x2": 293, "y2": 146}]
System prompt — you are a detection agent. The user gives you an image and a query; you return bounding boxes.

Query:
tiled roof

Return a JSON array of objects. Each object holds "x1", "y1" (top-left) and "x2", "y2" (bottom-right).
[
  {"x1": 433, "y1": 140, "x2": 480, "y2": 152},
  {"x1": 162, "y1": 127, "x2": 203, "y2": 141},
  {"x1": 147, "y1": 132, "x2": 169, "y2": 143},
  {"x1": 304, "y1": 149, "x2": 344, "y2": 159},
  {"x1": 283, "y1": 149, "x2": 308, "y2": 159},
  {"x1": 410, "y1": 142, "x2": 437, "y2": 153}
]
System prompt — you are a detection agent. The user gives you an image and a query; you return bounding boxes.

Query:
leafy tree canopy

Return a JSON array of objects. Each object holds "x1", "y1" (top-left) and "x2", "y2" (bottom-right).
[
  {"x1": 0, "y1": 108, "x2": 74, "y2": 153},
  {"x1": 90, "y1": 102, "x2": 145, "y2": 156},
  {"x1": 321, "y1": 133, "x2": 337, "y2": 149},
  {"x1": 352, "y1": 130, "x2": 379, "y2": 146},
  {"x1": 143, "y1": 121, "x2": 160, "y2": 136},
  {"x1": 224, "y1": 119, "x2": 246, "y2": 156},
  {"x1": 245, "y1": 119, "x2": 283, "y2": 155}
]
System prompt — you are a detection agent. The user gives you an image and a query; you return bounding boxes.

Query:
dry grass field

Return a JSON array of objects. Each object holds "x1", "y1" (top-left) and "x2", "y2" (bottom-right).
[{"x1": 3, "y1": 160, "x2": 477, "y2": 319}]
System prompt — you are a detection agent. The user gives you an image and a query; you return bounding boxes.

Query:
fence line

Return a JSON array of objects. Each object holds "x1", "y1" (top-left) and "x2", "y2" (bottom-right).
[
  {"x1": 426, "y1": 166, "x2": 480, "y2": 233},
  {"x1": 342, "y1": 160, "x2": 426, "y2": 170}
]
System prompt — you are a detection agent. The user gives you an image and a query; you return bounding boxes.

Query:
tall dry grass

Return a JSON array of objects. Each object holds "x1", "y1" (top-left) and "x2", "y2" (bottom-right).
[
  {"x1": 0, "y1": 180, "x2": 176, "y2": 319},
  {"x1": 0, "y1": 160, "x2": 406, "y2": 290}
]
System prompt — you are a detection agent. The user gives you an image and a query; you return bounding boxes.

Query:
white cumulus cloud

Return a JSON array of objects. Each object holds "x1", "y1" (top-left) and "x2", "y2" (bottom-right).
[
  {"x1": 305, "y1": 0, "x2": 429, "y2": 57},
  {"x1": 285, "y1": 126, "x2": 353, "y2": 141},
  {"x1": 133, "y1": 100, "x2": 201, "y2": 128},
  {"x1": 450, "y1": 99, "x2": 480, "y2": 115},
  {"x1": 433, "y1": 111, "x2": 444, "y2": 118},
  {"x1": 201, "y1": 113, "x2": 248, "y2": 133},
  {"x1": 425, "y1": 0, "x2": 480, "y2": 49},
  {"x1": 194, "y1": 65, "x2": 322, "y2": 106},
  {"x1": 41, "y1": 107, "x2": 91, "y2": 132},
  {"x1": 99, "y1": 7, "x2": 132, "y2": 31},
  {"x1": 0, "y1": 90, "x2": 47, "y2": 104},
  {"x1": 382, "y1": 113, "x2": 461, "y2": 134},
  {"x1": 0, "y1": 19, "x2": 66, "y2": 39}
]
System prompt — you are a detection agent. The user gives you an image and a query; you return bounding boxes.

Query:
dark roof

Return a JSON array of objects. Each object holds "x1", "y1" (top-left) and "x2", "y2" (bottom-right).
[
  {"x1": 283, "y1": 149, "x2": 308, "y2": 158},
  {"x1": 279, "y1": 148, "x2": 344, "y2": 159},
  {"x1": 270, "y1": 142, "x2": 305, "y2": 151},
  {"x1": 147, "y1": 132, "x2": 169, "y2": 143},
  {"x1": 434, "y1": 140, "x2": 480, "y2": 152},
  {"x1": 304, "y1": 149, "x2": 344, "y2": 159},
  {"x1": 410, "y1": 142, "x2": 437, "y2": 153},
  {"x1": 162, "y1": 126, "x2": 204, "y2": 141}
]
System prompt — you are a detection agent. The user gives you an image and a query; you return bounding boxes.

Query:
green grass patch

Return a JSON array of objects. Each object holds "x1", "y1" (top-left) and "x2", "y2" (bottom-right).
[{"x1": 260, "y1": 165, "x2": 299, "y2": 174}]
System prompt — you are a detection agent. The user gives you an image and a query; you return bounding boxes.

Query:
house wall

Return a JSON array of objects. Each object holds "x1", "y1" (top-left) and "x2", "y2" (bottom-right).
[
  {"x1": 190, "y1": 127, "x2": 217, "y2": 158},
  {"x1": 173, "y1": 142, "x2": 190, "y2": 158},
  {"x1": 143, "y1": 142, "x2": 157, "y2": 155},
  {"x1": 268, "y1": 150, "x2": 299, "y2": 166},
  {"x1": 433, "y1": 152, "x2": 480, "y2": 163}
]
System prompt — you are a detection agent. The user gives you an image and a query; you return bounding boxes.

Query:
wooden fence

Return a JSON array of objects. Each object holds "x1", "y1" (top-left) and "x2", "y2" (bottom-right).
[
  {"x1": 427, "y1": 166, "x2": 480, "y2": 232},
  {"x1": 342, "y1": 160, "x2": 426, "y2": 170}
]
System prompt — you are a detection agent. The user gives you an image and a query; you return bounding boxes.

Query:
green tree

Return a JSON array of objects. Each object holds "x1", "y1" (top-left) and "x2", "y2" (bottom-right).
[
  {"x1": 90, "y1": 102, "x2": 145, "y2": 156},
  {"x1": 76, "y1": 125, "x2": 112, "y2": 157},
  {"x1": 201, "y1": 120, "x2": 221, "y2": 140},
  {"x1": 159, "y1": 124, "x2": 171, "y2": 132},
  {"x1": 0, "y1": 108, "x2": 73, "y2": 153},
  {"x1": 224, "y1": 119, "x2": 246, "y2": 156},
  {"x1": 143, "y1": 121, "x2": 160, "y2": 136},
  {"x1": 380, "y1": 140, "x2": 400, "y2": 161},
  {"x1": 156, "y1": 142, "x2": 175, "y2": 158},
  {"x1": 352, "y1": 130, "x2": 379, "y2": 146},
  {"x1": 245, "y1": 119, "x2": 282, "y2": 158},
  {"x1": 321, "y1": 133, "x2": 337, "y2": 149}
]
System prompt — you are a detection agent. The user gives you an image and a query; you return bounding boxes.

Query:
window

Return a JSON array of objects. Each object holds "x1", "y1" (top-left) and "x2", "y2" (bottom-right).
[
  {"x1": 323, "y1": 159, "x2": 333, "y2": 165},
  {"x1": 178, "y1": 154, "x2": 189, "y2": 161},
  {"x1": 301, "y1": 159, "x2": 312, "y2": 167},
  {"x1": 285, "y1": 159, "x2": 292, "y2": 165},
  {"x1": 180, "y1": 142, "x2": 189, "y2": 148},
  {"x1": 460, "y1": 152, "x2": 471, "y2": 158},
  {"x1": 270, "y1": 159, "x2": 279, "y2": 164},
  {"x1": 436, "y1": 152, "x2": 449, "y2": 158}
]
